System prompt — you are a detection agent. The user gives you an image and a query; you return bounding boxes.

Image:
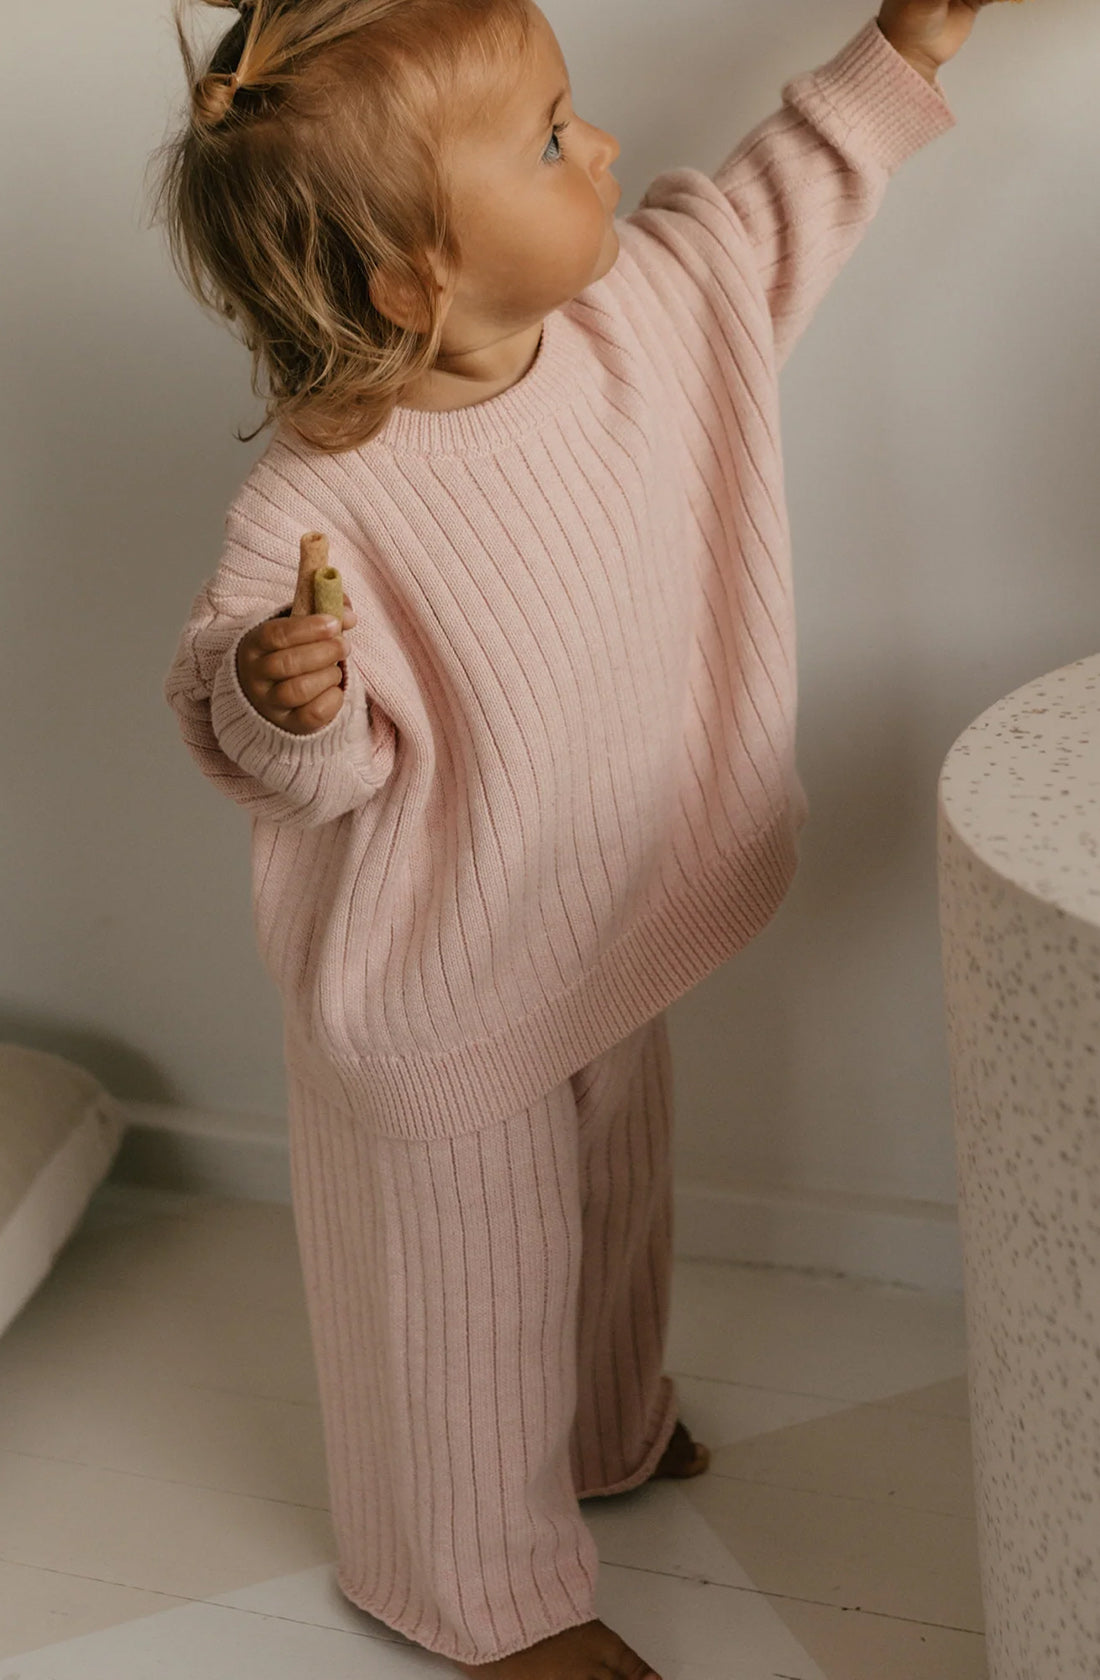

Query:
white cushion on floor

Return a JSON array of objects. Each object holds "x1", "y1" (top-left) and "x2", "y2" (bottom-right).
[{"x1": 0, "y1": 1043, "x2": 128, "y2": 1338}]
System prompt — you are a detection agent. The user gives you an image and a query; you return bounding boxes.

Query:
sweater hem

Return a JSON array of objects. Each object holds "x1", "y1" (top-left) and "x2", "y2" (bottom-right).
[
  {"x1": 282, "y1": 809, "x2": 800, "y2": 1140},
  {"x1": 791, "y1": 17, "x2": 957, "y2": 177}
]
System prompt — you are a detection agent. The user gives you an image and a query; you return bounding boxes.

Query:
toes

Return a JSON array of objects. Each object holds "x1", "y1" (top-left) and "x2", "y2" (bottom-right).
[
  {"x1": 660, "y1": 1421, "x2": 711, "y2": 1477},
  {"x1": 615, "y1": 1643, "x2": 664, "y2": 1679}
]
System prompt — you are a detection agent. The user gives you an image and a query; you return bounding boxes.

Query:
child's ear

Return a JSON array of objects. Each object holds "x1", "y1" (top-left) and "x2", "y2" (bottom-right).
[
  {"x1": 367, "y1": 266, "x2": 419, "y2": 331},
  {"x1": 368, "y1": 252, "x2": 450, "y2": 333}
]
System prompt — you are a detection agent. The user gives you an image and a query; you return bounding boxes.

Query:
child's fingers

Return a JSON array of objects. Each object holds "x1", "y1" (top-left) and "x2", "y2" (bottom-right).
[
  {"x1": 250, "y1": 616, "x2": 344, "y2": 661},
  {"x1": 259, "y1": 629, "x2": 346, "y2": 680},
  {"x1": 282, "y1": 614, "x2": 346, "y2": 642},
  {"x1": 270, "y1": 660, "x2": 346, "y2": 712}
]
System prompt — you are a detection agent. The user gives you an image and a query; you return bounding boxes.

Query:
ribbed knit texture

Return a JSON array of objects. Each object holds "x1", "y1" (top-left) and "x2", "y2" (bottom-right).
[
  {"x1": 285, "y1": 1012, "x2": 678, "y2": 1663},
  {"x1": 164, "y1": 18, "x2": 956, "y2": 1139}
]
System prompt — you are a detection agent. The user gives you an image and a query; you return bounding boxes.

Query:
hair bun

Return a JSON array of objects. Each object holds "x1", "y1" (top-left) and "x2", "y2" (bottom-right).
[{"x1": 194, "y1": 70, "x2": 239, "y2": 127}]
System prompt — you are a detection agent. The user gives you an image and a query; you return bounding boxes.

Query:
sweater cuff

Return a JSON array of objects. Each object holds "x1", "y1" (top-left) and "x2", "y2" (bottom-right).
[
  {"x1": 211, "y1": 609, "x2": 368, "y2": 769},
  {"x1": 793, "y1": 15, "x2": 957, "y2": 177}
]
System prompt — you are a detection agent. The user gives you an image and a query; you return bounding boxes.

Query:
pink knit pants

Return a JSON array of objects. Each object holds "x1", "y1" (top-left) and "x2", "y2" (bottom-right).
[{"x1": 284, "y1": 1012, "x2": 680, "y2": 1665}]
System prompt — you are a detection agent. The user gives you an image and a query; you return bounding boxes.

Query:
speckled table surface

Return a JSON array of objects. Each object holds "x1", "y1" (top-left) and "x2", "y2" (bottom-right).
[{"x1": 938, "y1": 651, "x2": 1100, "y2": 1680}]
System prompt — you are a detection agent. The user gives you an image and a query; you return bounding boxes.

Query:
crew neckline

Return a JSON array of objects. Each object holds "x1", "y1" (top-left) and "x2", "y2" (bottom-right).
[{"x1": 373, "y1": 307, "x2": 577, "y2": 457}]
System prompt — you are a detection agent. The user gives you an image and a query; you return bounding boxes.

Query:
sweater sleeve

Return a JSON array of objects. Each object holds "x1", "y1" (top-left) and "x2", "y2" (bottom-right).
[
  {"x1": 711, "y1": 17, "x2": 957, "y2": 369},
  {"x1": 624, "y1": 17, "x2": 957, "y2": 375},
  {"x1": 163, "y1": 494, "x2": 398, "y2": 831}
]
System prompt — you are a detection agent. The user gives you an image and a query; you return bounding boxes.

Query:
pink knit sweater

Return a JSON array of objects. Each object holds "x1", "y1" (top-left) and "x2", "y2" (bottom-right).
[{"x1": 164, "y1": 18, "x2": 955, "y2": 1140}]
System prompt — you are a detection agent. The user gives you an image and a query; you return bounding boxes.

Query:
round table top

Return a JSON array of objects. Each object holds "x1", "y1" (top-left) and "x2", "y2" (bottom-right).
[{"x1": 938, "y1": 651, "x2": 1100, "y2": 930}]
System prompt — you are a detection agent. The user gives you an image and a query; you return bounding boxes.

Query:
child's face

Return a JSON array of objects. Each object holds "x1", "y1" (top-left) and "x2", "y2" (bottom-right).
[{"x1": 439, "y1": 2, "x2": 622, "y2": 331}]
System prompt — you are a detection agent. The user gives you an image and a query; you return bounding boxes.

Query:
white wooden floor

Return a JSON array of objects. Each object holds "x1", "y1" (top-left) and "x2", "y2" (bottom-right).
[{"x1": 0, "y1": 1184, "x2": 987, "y2": 1678}]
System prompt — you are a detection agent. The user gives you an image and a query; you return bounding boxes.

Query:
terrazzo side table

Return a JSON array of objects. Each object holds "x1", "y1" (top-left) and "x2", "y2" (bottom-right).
[{"x1": 938, "y1": 652, "x2": 1100, "y2": 1680}]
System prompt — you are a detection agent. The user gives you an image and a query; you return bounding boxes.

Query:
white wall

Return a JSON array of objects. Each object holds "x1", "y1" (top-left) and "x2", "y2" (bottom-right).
[{"x1": 3, "y1": 1, "x2": 1096, "y2": 1223}]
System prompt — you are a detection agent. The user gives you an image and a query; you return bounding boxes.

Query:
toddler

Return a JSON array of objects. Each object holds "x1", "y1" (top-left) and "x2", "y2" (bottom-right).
[{"x1": 157, "y1": 1, "x2": 988, "y2": 1673}]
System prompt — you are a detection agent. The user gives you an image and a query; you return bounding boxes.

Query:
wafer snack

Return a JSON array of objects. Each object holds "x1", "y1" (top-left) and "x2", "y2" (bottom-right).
[
  {"x1": 291, "y1": 531, "x2": 344, "y2": 621},
  {"x1": 291, "y1": 530, "x2": 348, "y2": 690}
]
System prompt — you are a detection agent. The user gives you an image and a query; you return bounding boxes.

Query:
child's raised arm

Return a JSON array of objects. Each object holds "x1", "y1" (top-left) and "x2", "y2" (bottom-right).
[
  {"x1": 879, "y1": 0, "x2": 1015, "y2": 88},
  {"x1": 706, "y1": 10, "x2": 980, "y2": 370}
]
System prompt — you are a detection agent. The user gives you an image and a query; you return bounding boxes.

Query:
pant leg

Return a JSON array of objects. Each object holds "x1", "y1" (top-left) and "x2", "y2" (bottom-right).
[
  {"x1": 284, "y1": 1068, "x2": 600, "y2": 1666},
  {"x1": 568, "y1": 1012, "x2": 681, "y2": 1499}
]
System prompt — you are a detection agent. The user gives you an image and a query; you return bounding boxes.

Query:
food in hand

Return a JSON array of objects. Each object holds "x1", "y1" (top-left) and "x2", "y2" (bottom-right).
[{"x1": 292, "y1": 531, "x2": 344, "y2": 622}]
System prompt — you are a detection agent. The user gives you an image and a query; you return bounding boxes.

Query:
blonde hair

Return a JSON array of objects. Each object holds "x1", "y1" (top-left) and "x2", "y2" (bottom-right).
[{"x1": 147, "y1": 0, "x2": 533, "y2": 453}]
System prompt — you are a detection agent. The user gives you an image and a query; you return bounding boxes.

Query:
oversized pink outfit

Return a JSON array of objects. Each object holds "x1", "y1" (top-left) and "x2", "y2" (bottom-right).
[{"x1": 165, "y1": 19, "x2": 955, "y2": 1661}]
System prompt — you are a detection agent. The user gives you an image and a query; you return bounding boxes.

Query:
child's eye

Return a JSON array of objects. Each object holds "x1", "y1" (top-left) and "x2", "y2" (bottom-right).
[{"x1": 542, "y1": 121, "x2": 569, "y2": 165}]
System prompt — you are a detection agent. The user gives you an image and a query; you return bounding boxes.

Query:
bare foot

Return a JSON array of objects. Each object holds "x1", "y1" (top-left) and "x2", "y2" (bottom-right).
[
  {"x1": 651, "y1": 1418, "x2": 711, "y2": 1480},
  {"x1": 454, "y1": 1618, "x2": 663, "y2": 1679}
]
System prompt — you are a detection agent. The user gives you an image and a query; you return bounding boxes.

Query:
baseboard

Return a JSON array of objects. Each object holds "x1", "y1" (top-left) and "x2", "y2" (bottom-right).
[
  {"x1": 671, "y1": 1177, "x2": 963, "y2": 1292},
  {"x1": 111, "y1": 1099, "x2": 294, "y2": 1206},
  {"x1": 109, "y1": 1100, "x2": 963, "y2": 1292}
]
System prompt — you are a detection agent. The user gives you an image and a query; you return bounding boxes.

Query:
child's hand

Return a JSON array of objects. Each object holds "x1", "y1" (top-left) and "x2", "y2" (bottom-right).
[
  {"x1": 237, "y1": 594, "x2": 359, "y2": 736},
  {"x1": 878, "y1": 0, "x2": 1000, "y2": 83}
]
